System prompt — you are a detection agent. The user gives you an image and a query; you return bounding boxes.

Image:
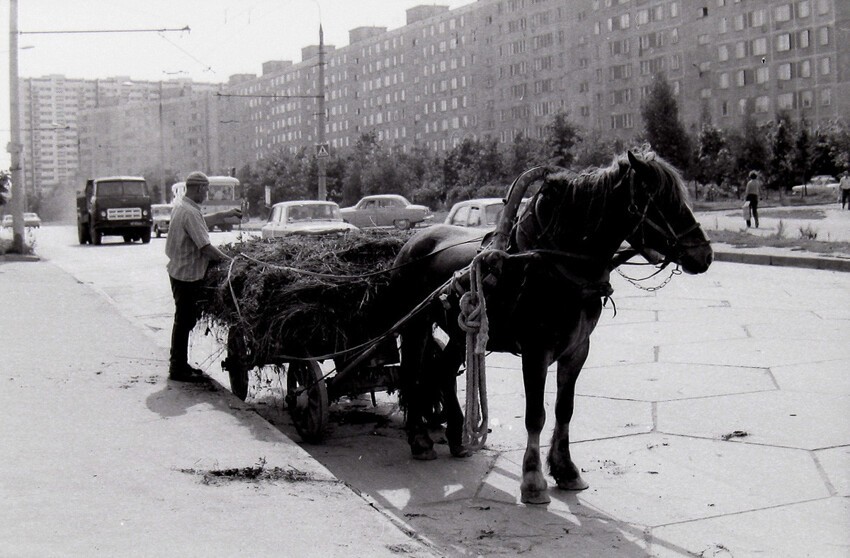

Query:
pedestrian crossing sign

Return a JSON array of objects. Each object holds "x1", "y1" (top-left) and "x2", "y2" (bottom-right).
[{"x1": 316, "y1": 143, "x2": 330, "y2": 158}]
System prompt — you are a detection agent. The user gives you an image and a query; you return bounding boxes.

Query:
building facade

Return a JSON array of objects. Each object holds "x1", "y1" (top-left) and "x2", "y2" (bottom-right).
[{"x1": 18, "y1": 0, "x2": 849, "y2": 206}]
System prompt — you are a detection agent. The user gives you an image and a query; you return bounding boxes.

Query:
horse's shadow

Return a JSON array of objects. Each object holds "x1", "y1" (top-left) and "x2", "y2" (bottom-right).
[{"x1": 278, "y1": 400, "x2": 693, "y2": 557}]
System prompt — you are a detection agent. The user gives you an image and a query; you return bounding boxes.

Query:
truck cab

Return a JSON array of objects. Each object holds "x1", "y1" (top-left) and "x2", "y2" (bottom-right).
[{"x1": 77, "y1": 176, "x2": 153, "y2": 245}]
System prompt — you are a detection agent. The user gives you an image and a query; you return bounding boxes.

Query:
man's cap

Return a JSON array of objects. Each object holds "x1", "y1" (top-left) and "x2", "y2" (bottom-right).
[
  {"x1": 749, "y1": 171, "x2": 758, "y2": 179},
  {"x1": 185, "y1": 171, "x2": 209, "y2": 188}
]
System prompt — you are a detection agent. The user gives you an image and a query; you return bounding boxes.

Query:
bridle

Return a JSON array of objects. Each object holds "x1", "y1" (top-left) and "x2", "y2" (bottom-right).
[{"x1": 623, "y1": 168, "x2": 708, "y2": 268}]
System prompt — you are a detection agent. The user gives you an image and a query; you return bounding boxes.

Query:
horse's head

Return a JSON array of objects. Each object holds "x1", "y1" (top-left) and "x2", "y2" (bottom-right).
[{"x1": 623, "y1": 151, "x2": 713, "y2": 274}]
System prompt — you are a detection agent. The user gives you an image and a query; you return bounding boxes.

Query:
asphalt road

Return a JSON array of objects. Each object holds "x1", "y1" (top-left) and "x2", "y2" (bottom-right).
[{"x1": 32, "y1": 224, "x2": 850, "y2": 557}]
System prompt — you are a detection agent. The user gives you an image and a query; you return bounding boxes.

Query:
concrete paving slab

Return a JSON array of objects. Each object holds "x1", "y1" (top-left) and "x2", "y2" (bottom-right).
[
  {"x1": 577, "y1": 362, "x2": 775, "y2": 401},
  {"x1": 771, "y1": 359, "x2": 850, "y2": 395},
  {"x1": 658, "y1": 391, "x2": 850, "y2": 450},
  {"x1": 660, "y1": 337, "x2": 846, "y2": 368},
  {"x1": 570, "y1": 434, "x2": 831, "y2": 526},
  {"x1": 815, "y1": 446, "x2": 850, "y2": 497},
  {"x1": 651, "y1": 498, "x2": 850, "y2": 558}
]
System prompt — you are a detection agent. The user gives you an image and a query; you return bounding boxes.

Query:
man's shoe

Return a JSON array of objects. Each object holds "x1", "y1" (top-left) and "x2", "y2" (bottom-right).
[{"x1": 168, "y1": 365, "x2": 208, "y2": 383}]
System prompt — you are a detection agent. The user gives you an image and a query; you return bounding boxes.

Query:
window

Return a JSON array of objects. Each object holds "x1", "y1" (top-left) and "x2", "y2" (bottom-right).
[
  {"x1": 700, "y1": 88, "x2": 712, "y2": 98},
  {"x1": 718, "y1": 44, "x2": 729, "y2": 61},
  {"x1": 754, "y1": 96, "x2": 770, "y2": 113},
  {"x1": 778, "y1": 63, "x2": 792, "y2": 80},
  {"x1": 820, "y1": 57, "x2": 831, "y2": 75},
  {"x1": 818, "y1": 26, "x2": 829, "y2": 46},
  {"x1": 756, "y1": 66, "x2": 769, "y2": 83},
  {"x1": 721, "y1": 100, "x2": 729, "y2": 116},
  {"x1": 797, "y1": 0, "x2": 810, "y2": 18},
  {"x1": 636, "y1": 9, "x2": 649, "y2": 24},
  {"x1": 736, "y1": 41, "x2": 748, "y2": 58},
  {"x1": 775, "y1": 4, "x2": 792, "y2": 22},
  {"x1": 777, "y1": 93, "x2": 794, "y2": 110},
  {"x1": 800, "y1": 90, "x2": 813, "y2": 108},
  {"x1": 821, "y1": 88, "x2": 830, "y2": 106},
  {"x1": 799, "y1": 29, "x2": 810, "y2": 48},
  {"x1": 752, "y1": 37, "x2": 767, "y2": 56},
  {"x1": 719, "y1": 72, "x2": 730, "y2": 88},
  {"x1": 799, "y1": 59, "x2": 811, "y2": 78},
  {"x1": 776, "y1": 34, "x2": 791, "y2": 51}
]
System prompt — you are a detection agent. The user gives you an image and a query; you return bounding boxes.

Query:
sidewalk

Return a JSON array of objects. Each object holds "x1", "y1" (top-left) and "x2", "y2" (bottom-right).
[{"x1": 0, "y1": 259, "x2": 438, "y2": 557}]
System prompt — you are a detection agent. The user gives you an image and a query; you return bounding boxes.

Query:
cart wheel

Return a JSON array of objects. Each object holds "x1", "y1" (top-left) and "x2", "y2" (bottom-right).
[
  {"x1": 285, "y1": 360, "x2": 328, "y2": 443},
  {"x1": 224, "y1": 329, "x2": 251, "y2": 401}
]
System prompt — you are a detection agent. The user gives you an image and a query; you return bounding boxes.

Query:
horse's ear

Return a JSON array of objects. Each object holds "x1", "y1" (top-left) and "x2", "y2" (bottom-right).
[{"x1": 627, "y1": 150, "x2": 649, "y2": 175}]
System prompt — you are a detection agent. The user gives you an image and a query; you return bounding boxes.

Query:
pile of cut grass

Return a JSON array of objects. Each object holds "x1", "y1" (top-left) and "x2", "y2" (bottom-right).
[{"x1": 200, "y1": 230, "x2": 413, "y2": 361}]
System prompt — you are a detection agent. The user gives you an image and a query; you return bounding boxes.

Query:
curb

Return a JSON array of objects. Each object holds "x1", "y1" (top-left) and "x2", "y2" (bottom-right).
[{"x1": 714, "y1": 249, "x2": 850, "y2": 272}]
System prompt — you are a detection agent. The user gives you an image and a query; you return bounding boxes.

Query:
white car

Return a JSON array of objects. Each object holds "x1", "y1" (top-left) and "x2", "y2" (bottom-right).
[
  {"x1": 445, "y1": 197, "x2": 529, "y2": 229},
  {"x1": 261, "y1": 200, "x2": 359, "y2": 239},
  {"x1": 791, "y1": 175, "x2": 840, "y2": 196},
  {"x1": 2, "y1": 212, "x2": 41, "y2": 228}
]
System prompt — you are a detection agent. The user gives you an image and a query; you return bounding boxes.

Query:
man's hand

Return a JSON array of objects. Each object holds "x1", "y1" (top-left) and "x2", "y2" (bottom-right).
[{"x1": 229, "y1": 208, "x2": 243, "y2": 220}]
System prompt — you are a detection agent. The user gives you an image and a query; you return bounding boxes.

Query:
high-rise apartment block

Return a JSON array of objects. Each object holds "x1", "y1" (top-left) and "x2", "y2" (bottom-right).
[{"x1": 18, "y1": 0, "x2": 848, "y2": 204}]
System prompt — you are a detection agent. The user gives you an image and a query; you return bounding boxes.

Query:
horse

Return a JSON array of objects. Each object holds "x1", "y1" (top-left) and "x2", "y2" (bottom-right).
[{"x1": 390, "y1": 149, "x2": 713, "y2": 504}]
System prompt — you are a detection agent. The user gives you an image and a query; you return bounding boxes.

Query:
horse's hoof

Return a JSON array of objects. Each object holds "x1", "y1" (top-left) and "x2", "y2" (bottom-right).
[
  {"x1": 412, "y1": 448, "x2": 438, "y2": 461},
  {"x1": 520, "y1": 489, "x2": 551, "y2": 505},
  {"x1": 450, "y1": 444, "x2": 472, "y2": 458},
  {"x1": 556, "y1": 476, "x2": 589, "y2": 491}
]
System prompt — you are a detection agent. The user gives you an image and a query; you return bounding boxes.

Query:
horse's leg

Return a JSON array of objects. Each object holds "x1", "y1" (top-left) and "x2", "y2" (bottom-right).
[
  {"x1": 401, "y1": 318, "x2": 437, "y2": 460},
  {"x1": 520, "y1": 347, "x2": 553, "y2": 504},
  {"x1": 434, "y1": 337, "x2": 469, "y2": 457},
  {"x1": 548, "y1": 339, "x2": 590, "y2": 491}
]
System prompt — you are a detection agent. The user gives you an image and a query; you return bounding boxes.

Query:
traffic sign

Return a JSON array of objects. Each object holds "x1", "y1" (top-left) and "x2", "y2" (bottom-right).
[{"x1": 316, "y1": 143, "x2": 330, "y2": 158}]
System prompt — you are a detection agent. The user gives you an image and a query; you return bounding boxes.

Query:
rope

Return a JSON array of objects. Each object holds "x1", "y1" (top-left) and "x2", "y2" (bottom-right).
[{"x1": 453, "y1": 252, "x2": 492, "y2": 451}]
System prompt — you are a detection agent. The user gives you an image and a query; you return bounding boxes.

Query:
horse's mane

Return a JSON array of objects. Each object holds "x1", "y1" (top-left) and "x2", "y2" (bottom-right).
[{"x1": 545, "y1": 147, "x2": 687, "y2": 204}]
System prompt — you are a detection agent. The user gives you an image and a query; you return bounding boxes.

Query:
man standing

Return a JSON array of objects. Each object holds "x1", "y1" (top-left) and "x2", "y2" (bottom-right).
[
  {"x1": 840, "y1": 172, "x2": 850, "y2": 210},
  {"x1": 165, "y1": 171, "x2": 242, "y2": 382},
  {"x1": 743, "y1": 171, "x2": 762, "y2": 228}
]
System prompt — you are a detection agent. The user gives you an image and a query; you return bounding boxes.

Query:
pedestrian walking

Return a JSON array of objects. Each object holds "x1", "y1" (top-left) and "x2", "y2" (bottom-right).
[
  {"x1": 840, "y1": 172, "x2": 850, "y2": 210},
  {"x1": 165, "y1": 171, "x2": 242, "y2": 382},
  {"x1": 743, "y1": 171, "x2": 762, "y2": 228}
]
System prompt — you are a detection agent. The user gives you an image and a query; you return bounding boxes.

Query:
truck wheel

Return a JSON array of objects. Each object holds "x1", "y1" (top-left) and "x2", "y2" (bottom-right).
[
  {"x1": 394, "y1": 219, "x2": 411, "y2": 230},
  {"x1": 141, "y1": 229, "x2": 151, "y2": 244},
  {"x1": 91, "y1": 225, "x2": 101, "y2": 245},
  {"x1": 78, "y1": 224, "x2": 90, "y2": 245},
  {"x1": 123, "y1": 235, "x2": 132, "y2": 243}
]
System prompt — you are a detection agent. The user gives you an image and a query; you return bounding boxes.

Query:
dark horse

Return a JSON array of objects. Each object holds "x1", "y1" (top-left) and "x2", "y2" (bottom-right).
[{"x1": 390, "y1": 150, "x2": 713, "y2": 504}]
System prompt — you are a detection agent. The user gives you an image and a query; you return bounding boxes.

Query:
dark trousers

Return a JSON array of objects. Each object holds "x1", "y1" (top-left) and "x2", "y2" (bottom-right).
[
  {"x1": 169, "y1": 276, "x2": 204, "y2": 369},
  {"x1": 745, "y1": 194, "x2": 759, "y2": 227},
  {"x1": 842, "y1": 189, "x2": 850, "y2": 209}
]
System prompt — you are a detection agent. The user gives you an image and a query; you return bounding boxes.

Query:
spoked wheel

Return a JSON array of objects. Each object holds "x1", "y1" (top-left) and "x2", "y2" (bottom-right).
[
  {"x1": 223, "y1": 329, "x2": 251, "y2": 401},
  {"x1": 285, "y1": 360, "x2": 328, "y2": 443}
]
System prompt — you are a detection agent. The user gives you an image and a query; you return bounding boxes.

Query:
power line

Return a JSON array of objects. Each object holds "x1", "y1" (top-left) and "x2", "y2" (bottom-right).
[{"x1": 19, "y1": 26, "x2": 190, "y2": 35}]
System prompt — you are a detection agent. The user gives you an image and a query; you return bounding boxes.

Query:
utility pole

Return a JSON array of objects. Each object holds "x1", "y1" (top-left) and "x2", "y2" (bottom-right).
[
  {"x1": 7, "y1": 0, "x2": 25, "y2": 253},
  {"x1": 317, "y1": 24, "x2": 327, "y2": 201}
]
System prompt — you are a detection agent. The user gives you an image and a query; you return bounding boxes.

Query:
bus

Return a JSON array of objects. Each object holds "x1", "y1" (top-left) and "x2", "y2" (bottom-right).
[{"x1": 171, "y1": 175, "x2": 246, "y2": 231}]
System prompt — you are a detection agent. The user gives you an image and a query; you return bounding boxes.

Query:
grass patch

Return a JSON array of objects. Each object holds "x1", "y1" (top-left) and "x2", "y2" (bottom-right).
[{"x1": 709, "y1": 229, "x2": 850, "y2": 256}]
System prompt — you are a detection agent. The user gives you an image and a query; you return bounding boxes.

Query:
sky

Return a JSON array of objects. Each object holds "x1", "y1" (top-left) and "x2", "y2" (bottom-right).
[{"x1": 0, "y1": 0, "x2": 473, "y2": 168}]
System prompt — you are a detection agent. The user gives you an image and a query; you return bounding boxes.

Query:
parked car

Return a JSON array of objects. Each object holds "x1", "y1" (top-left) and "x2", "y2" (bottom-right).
[
  {"x1": 2, "y1": 212, "x2": 41, "y2": 228},
  {"x1": 340, "y1": 194, "x2": 433, "y2": 230},
  {"x1": 261, "y1": 200, "x2": 359, "y2": 239},
  {"x1": 445, "y1": 197, "x2": 530, "y2": 229},
  {"x1": 791, "y1": 175, "x2": 840, "y2": 196},
  {"x1": 151, "y1": 204, "x2": 172, "y2": 238}
]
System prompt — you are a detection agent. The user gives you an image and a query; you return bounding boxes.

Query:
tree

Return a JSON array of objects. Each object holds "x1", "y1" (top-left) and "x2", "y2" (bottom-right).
[
  {"x1": 695, "y1": 124, "x2": 728, "y2": 187},
  {"x1": 640, "y1": 73, "x2": 692, "y2": 174},
  {"x1": 791, "y1": 120, "x2": 812, "y2": 189},
  {"x1": 545, "y1": 111, "x2": 580, "y2": 168},
  {"x1": 732, "y1": 108, "x2": 767, "y2": 181},
  {"x1": 766, "y1": 113, "x2": 794, "y2": 200},
  {"x1": 506, "y1": 133, "x2": 546, "y2": 179}
]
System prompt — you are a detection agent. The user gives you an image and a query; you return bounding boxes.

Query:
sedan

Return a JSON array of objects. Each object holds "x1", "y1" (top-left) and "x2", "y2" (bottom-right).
[
  {"x1": 261, "y1": 200, "x2": 359, "y2": 239},
  {"x1": 2, "y1": 212, "x2": 42, "y2": 228},
  {"x1": 791, "y1": 175, "x2": 840, "y2": 196},
  {"x1": 340, "y1": 194, "x2": 433, "y2": 230},
  {"x1": 445, "y1": 198, "x2": 529, "y2": 229}
]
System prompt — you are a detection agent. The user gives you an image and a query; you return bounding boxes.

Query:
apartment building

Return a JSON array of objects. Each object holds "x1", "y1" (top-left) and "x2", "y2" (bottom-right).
[{"x1": 20, "y1": 0, "x2": 848, "y2": 200}]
